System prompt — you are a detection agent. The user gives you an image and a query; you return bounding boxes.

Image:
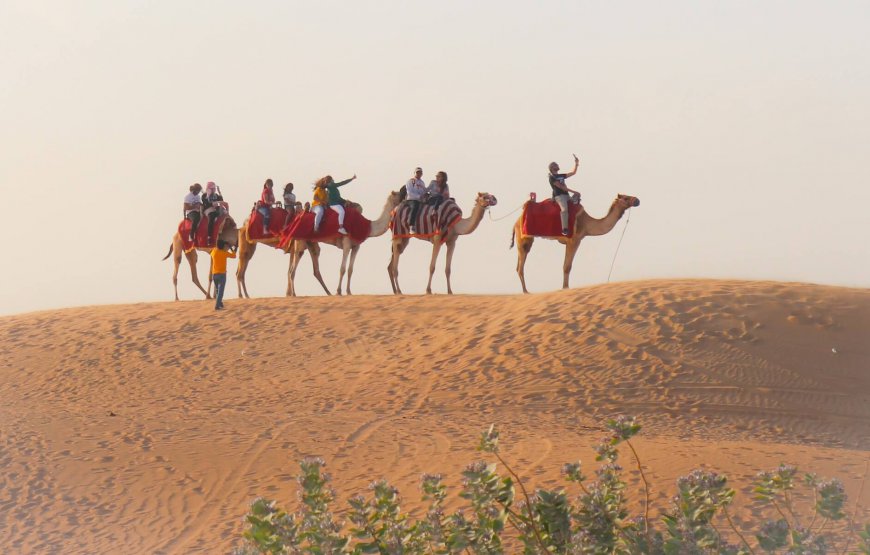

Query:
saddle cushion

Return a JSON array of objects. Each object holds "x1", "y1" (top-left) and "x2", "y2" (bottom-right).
[
  {"x1": 521, "y1": 199, "x2": 582, "y2": 238},
  {"x1": 390, "y1": 199, "x2": 463, "y2": 241},
  {"x1": 278, "y1": 206, "x2": 371, "y2": 249},
  {"x1": 178, "y1": 213, "x2": 229, "y2": 252},
  {"x1": 247, "y1": 206, "x2": 290, "y2": 242}
]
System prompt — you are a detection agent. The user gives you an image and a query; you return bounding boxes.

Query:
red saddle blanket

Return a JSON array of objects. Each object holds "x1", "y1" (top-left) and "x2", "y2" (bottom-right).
[
  {"x1": 389, "y1": 200, "x2": 463, "y2": 241},
  {"x1": 521, "y1": 199, "x2": 583, "y2": 238},
  {"x1": 178, "y1": 213, "x2": 229, "y2": 252},
  {"x1": 278, "y1": 206, "x2": 371, "y2": 249},
  {"x1": 246, "y1": 206, "x2": 292, "y2": 242}
]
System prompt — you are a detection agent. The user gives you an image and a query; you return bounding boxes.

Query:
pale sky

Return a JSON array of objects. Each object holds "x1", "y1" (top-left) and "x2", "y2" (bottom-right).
[{"x1": 2, "y1": 1, "x2": 868, "y2": 316}]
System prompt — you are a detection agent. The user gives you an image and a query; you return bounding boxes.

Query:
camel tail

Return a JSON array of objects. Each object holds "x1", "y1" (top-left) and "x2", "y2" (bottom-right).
[
  {"x1": 161, "y1": 243, "x2": 173, "y2": 261},
  {"x1": 509, "y1": 228, "x2": 515, "y2": 250}
]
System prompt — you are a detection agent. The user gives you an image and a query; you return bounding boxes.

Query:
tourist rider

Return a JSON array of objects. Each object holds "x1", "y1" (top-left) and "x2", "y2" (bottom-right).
[
  {"x1": 317, "y1": 173, "x2": 358, "y2": 235},
  {"x1": 282, "y1": 182, "x2": 299, "y2": 228},
  {"x1": 405, "y1": 167, "x2": 426, "y2": 233},
  {"x1": 184, "y1": 183, "x2": 204, "y2": 242},
  {"x1": 548, "y1": 154, "x2": 581, "y2": 236},
  {"x1": 311, "y1": 179, "x2": 329, "y2": 233},
  {"x1": 257, "y1": 179, "x2": 276, "y2": 235},
  {"x1": 202, "y1": 181, "x2": 225, "y2": 244},
  {"x1": 426, "y1": 171, "x2": 450, "y2": 208}
]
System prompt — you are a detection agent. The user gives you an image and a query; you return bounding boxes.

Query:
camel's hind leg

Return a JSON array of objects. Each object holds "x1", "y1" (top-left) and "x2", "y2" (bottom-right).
[
  {"x1": 308, "y1": 243, "x2": 332, "y2": 296},
  {"x1": 236, "y1": 236, "x2": 257, "y2": 299},
  {"x1": 443, "y1": 238, "x2": 458, "y2": 295},
  {"x1": 336, "y1": 237, "x2": 352, "y2": 296},
  {"x1": 388, "y1": 239, "x2": 408, "y2": 295},
  {"x1": 171, "y1": 243, "x2": 183, "y2": 301},
  {"x1": 186, "y1": 250, "x2": 210, "y2": 299},
  {"x1": 286, "y1": 244, "x2": 305, "y2": 297},
  {"x1": 516, "y1": 235, "x2": 534, "y2": 294}
]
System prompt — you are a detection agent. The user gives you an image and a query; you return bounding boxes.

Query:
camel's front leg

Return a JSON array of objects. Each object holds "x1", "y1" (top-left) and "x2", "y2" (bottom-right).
[
  {"x1": 336, "y1": 240, "x2": 352, "y2": 296},
  {"x1": 562, "y1": 239, "x2": 582, "y2": 290},
  {"x1": 388, "y1": 240, "x2": 406, "y2": 295},
  {"x1": 346, "y1": 244, "x2": 360, "y2": 295},
  {"x1": 443, "y1": 238, "x2": 457, "y2": 295},
  {"x1": 236, "y1": 236, "x2": 257, "y2": 299},
  {"x1": 516, "y1": 235, "x2": 534, "y2": 294},
  {"x1": 286, "y1": 245, "x2": 302, "y2": 297},
  {"x1": 426, "y1": 238, "x2": 444, "y2": 294},
  {"x1": 308, "y1": 243, "x2": 332, "y2": 296},
  {"x1": 186, "y1": 250, "x2": 210, "y2": 299},
  {"x1": 171, "y1": 245, "x2": 182, "y2": 301}
]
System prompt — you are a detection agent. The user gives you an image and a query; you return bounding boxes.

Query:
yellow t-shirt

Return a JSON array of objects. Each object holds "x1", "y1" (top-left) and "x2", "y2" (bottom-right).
[
  {"x1": 312, "y1": 187, "x2": 328, "y2": 207},
  {"x1": 210, "y1": 248, "x2": 236, "y2": 274}
]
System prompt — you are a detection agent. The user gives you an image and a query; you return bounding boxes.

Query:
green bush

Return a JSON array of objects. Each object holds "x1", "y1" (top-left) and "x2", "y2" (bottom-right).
[{"x1": 234, "y1": 417, "x2": 869, "y2": 554}]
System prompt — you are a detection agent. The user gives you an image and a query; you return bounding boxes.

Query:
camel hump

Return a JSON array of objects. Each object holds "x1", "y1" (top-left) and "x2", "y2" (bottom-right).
[{"x1": 521, "y1": 198, "x2": 583, "y2": 238}]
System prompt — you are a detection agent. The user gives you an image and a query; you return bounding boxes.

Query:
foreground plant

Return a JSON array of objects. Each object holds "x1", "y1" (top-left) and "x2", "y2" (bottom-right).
[{"x1": 233, "y1": 418, "x2": 867, "y2": 554}]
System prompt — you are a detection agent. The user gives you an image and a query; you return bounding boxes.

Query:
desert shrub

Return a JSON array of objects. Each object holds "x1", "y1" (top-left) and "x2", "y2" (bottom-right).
[{"x1": 234, "y1": 418, "x2": 868, "y2": 554}]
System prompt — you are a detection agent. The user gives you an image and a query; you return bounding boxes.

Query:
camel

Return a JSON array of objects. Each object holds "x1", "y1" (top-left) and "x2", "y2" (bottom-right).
[
  {"x1": 285, "y1": 191, "x2": 403, "y2": 297},
  {"x1": 235, "y1": 209, "x2": 298, "y2": 299},
  {"x1": 510, "y1": 194, "x2": 640, "y2": 293},
  {"x1": 388, "y1": 192, "x2": 498, "y2": 295},
  {"x1": 162, "y1": 216, "x2": 239, "y2": 301}
]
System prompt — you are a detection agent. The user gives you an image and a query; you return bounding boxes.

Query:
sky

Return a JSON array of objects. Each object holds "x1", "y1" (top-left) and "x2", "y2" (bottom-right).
[{"x1": 1, "y1": 1, "x2": 869, "y2": 316}]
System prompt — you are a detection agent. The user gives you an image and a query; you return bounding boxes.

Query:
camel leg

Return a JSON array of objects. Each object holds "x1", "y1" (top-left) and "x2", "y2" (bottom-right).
[
  {"x1": 346, "y1": 244, "x2": 360, "y2": 295},
  {"x1": 389, "y1": 239, "x2": 407, "y2": 295},
  {"x1": 444, "y1": 238, "x2": 457, "y2": 295},
  {"x1": 236, "y1": 236, "x2": 257, "y2": 299},
  {"x1": 516, "y1": 236, "x2": 534, "y2": 294},
  {"x1": 186, "y1": 250, "x2": 210, "y2": 299},
  {"x1": 286, "y1": 244, "x2": 303, "y2": 297},
  {"x1": 336, "y1": 238, "x2": 351, "y2": 296},
  {"x1": 171, "y1": 243, "x2": 183, "y2": 301},
  {"x1": 562, "y1": 239, "x2": 582, "y2": 290},
  {"x1": 308, "y1": 243, "x2": 331, "y2": 296},
  {"x1": 426, "y1": 238, "x2": 444, "y2": 294}
]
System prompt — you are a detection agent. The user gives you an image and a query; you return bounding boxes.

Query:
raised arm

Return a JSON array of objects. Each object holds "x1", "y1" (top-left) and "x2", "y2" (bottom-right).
[
  {"x1": 563, "y1": 154, "x2": 580, "y2": 179},
  {"x1": 334, "y1": 174, "x2": 358, "y2": 187}
]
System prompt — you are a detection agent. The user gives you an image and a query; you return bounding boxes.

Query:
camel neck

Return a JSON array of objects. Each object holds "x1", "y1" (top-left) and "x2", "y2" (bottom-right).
[
  {"x1": 454, "y1": 203, "x2": 487, "y2": 236},
  {"x1": 582, "y1": 201, "x2": 627, "y2": 237}
]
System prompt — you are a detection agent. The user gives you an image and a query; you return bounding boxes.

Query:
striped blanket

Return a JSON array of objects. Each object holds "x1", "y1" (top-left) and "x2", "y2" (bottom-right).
[{"x1": 390, "y1": 200, "x2": 463, "y2": 241}]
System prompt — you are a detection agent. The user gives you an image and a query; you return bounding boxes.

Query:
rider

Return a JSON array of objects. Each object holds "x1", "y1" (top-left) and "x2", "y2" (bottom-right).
[
  {"x1": 257, "y1": 179, "x2": 275, "y2": 235},
  {"x1": 548, "y1": 154, "x2": 581, "y2": 236},
  {"x1": 404, "y1": 167, "x2": 426, "y2": 233},
  {"x1": 183, "y1": 183, "x2": 203, "y2": 242},
  {"x1": 318, "y1": 173, "x2": 358, "y2": 235},
  {"x1": 311, "y1": 179, "x2": 329, "y2": 233},
  {"x1": 426, "y1": 171, "x2": 450, "y2": 208},
  {"x1": 282, "y1": 182, "x2": 299, "y2": 228},
  {"x1": 202, "y1": 181, "x2": 225, "y2": 244}
]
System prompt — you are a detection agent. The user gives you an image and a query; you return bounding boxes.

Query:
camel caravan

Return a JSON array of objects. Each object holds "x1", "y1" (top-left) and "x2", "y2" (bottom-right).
[{"x1": 163, "y1": 157, "x2": 639, "y2": 306}]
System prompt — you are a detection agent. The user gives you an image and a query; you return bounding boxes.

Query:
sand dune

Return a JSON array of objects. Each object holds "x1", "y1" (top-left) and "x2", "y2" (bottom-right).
[{"x1": 1, "y1": 279, "x2": 868, "y2": 553}]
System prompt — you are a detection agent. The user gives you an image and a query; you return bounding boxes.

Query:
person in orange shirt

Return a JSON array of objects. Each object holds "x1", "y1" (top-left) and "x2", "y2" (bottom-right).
[
  {"x1": 311, "y1": 180, "x2": 330, "y2": 233},
  {"x1": 210, "y1": 239, "x2": 237, "y2": 310}
]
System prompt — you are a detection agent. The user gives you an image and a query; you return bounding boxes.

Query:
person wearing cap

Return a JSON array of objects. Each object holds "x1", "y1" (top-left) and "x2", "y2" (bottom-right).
[
  {"x1": 316, "y1": 173, "x2": 357, "y2": 235},
  {"x1": 201, "y1": 181, "x2": 225, "y2": 244},
  {"x1": 183, "y1": 183, "x2": 204, "y2": 242},
  {"x1": 404, "y1": 167, "x2": 426, "y2": 232},
  {"x1": 257, "y1": 179, "x2": 276, "y2": 235},
  {"x1": 548, "y1": 154, "x2": 581, "y2": 236}
]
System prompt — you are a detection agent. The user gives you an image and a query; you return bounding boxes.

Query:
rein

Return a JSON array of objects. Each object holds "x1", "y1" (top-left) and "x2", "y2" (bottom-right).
[{"x1": 606, "y1": 206, "x2": 632, "y2": 283}]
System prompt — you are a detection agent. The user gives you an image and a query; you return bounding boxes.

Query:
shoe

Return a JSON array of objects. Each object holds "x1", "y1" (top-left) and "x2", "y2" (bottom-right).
[
  {"x1": 410, "y1": 226, "x2": 417, "y2": 233},
  {"x1": 338, "y1": 227, "x2": 347, "y2": 235},
  {"x1": 561, "y1": 228, "x2": 569, "y2": 236}
]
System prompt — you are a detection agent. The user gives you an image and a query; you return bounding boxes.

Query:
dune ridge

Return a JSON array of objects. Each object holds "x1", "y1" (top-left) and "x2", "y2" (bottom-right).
[{"x1": 1, "y1": 279, "x2": 868, "y2": 553}]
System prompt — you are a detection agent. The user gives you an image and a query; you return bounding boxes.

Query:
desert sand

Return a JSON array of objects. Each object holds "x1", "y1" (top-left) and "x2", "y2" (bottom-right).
[{"x1": 1, "y1": 279, "x2": 869, "y2": 553}]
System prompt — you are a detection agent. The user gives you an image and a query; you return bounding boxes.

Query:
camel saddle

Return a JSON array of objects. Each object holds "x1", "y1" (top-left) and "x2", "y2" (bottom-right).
[
  {"x1": 521, "y1": 198, "x2": 583, "y2": 238},
  {"x1": 246, "y1": 205, "x2": 295, "y2": 242},
  {"x1": 278, "y1": 205, "x2": 372, "y2": 249},
  {"x1": 178, "y1": 212, "x2": 231, "y2": 252},
  {"x1": 390, "y1": 199, "x2": 462, "y2": 242}
]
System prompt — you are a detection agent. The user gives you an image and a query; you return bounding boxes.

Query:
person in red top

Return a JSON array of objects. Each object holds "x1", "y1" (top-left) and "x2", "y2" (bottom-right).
[
  {"x1": 210, "y1": 239, "x2": 237, "y2": 310},
  {"x1": 257, "y1": 179, "x2": 276, "y2": 234}
]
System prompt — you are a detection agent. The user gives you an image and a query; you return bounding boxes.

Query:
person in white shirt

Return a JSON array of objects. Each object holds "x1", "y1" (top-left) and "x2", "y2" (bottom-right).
[
  {"x1": 282, "y1": 182, "x2": 299, "y2": 228},
  {"x1": 404, "y1": 167, "x2": 426, "y2": 232},
  {"x1": 183, "y1": 183, "x2": 204, "y2": 241}
]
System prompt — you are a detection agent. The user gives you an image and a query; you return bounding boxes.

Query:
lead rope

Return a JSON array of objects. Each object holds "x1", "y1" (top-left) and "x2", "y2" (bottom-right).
[
  {"x1": 487, "y1": 202, "x2": 524, "y2": 222},
  {"x1": 606, "y1": 208, "x2": 632, "y2": 283}
]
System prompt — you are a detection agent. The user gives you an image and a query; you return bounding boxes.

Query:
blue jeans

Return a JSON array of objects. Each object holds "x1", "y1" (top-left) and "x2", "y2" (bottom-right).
[
  {"x1": 213, "y1": 273, "x2": 227, "y2": 308},
  {"x1": 257, "y1": 206, "x2": 271, "y2": 230}
]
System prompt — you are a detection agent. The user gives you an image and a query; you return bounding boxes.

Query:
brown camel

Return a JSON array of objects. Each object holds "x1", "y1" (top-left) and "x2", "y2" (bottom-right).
[
  {"x1": 161, "y1": 217, "x2": 239, "y2": 301},
  {"x1": 388, "y1": 192, "x2": 498, "y2": 295},
  {"x1": 285, "y1": 191, "x2": 402, "y2": 296},
  {"x1": 510, "y1": 194, "x2": 640, "y2": 293},
  {"x1": 235, "y1": 209, "x2": 299, "y2": 299}
]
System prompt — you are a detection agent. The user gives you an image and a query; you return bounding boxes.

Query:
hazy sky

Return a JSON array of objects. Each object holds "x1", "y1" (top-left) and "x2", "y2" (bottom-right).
[{"x1": 2, "y1": 1, "x2": 868, "y2": 316}]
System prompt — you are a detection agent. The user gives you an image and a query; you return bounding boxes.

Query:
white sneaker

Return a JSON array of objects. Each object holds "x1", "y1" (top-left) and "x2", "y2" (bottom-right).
[{"x1": 338, "y1": 227, "x2": 348, "y2": 235}]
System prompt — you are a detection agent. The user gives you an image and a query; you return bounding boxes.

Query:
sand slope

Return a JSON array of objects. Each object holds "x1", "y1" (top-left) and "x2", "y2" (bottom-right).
[{"x1": 1, "y1": 279, "x2": 869, "y2": 553}]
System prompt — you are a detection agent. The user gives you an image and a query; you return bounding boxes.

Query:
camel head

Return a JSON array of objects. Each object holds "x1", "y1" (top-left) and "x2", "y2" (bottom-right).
[
  {"x1": 387, "y1": 190, "x2": 402, "y2": 208},
  {"x1": 615, "y1": 194, "x2": 640, "y2": 209},
  {"x1": 476, "y1": 192, "x2": 498, "y2": 208},
  {"x1": 219, "y1": 216, "x2": 239, "y2": 248}
]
